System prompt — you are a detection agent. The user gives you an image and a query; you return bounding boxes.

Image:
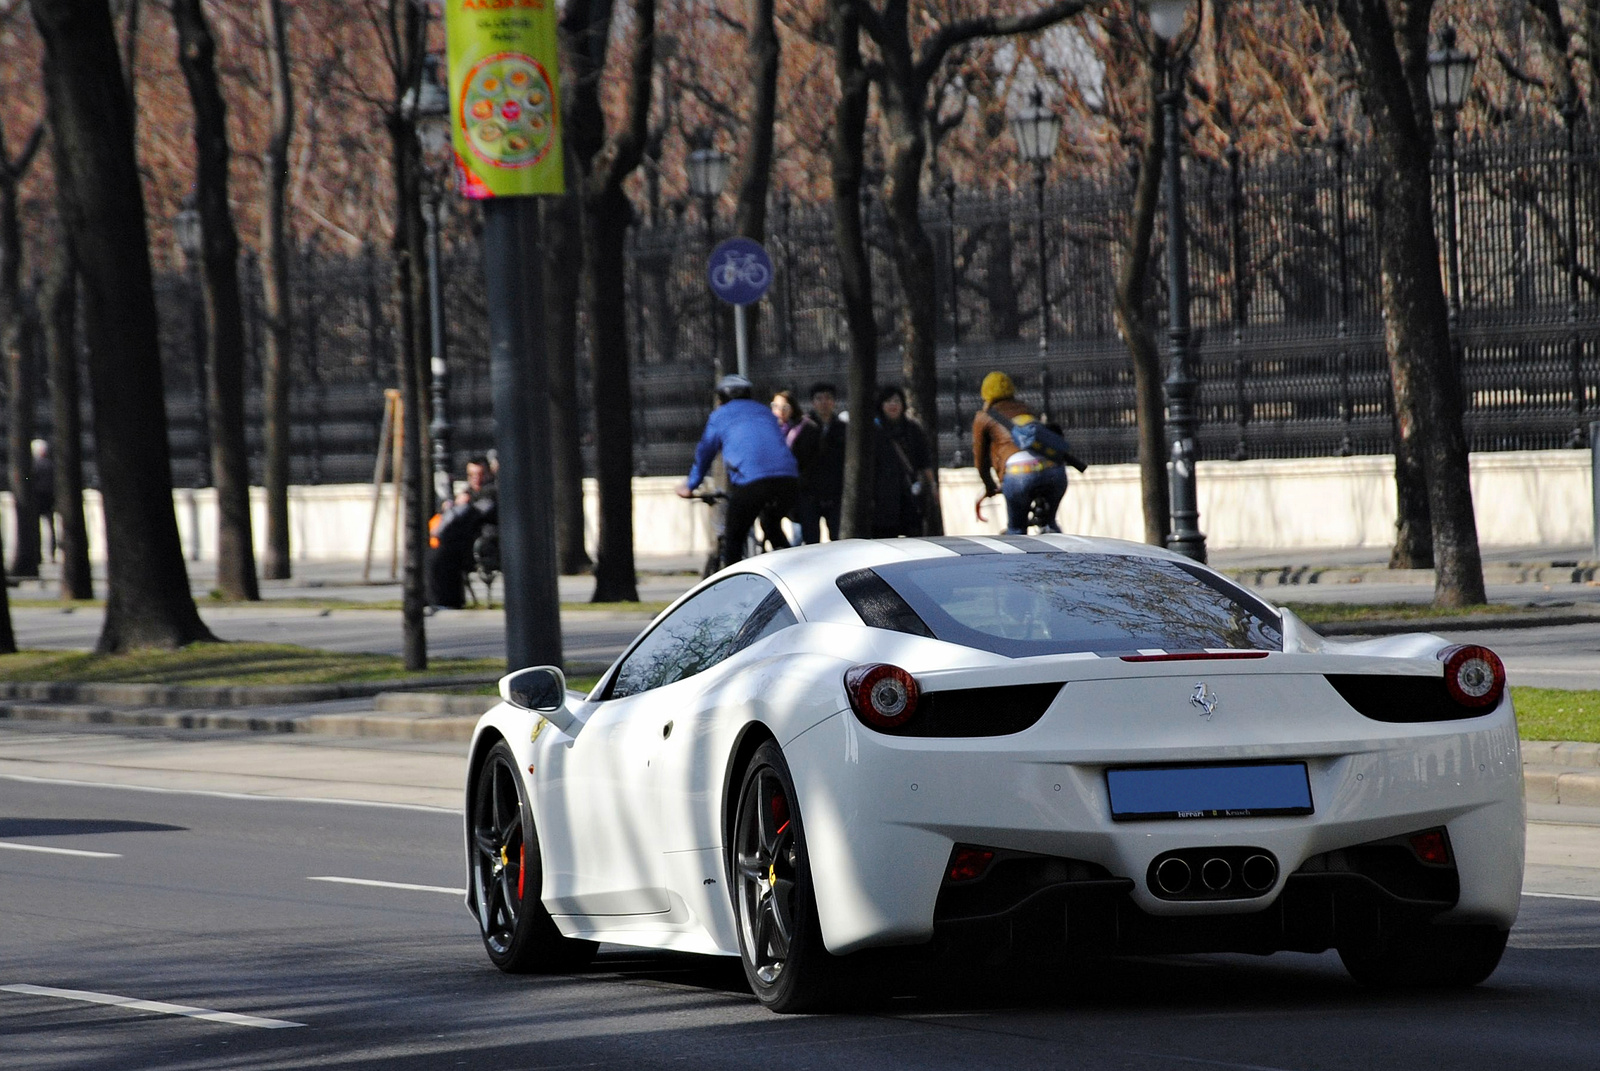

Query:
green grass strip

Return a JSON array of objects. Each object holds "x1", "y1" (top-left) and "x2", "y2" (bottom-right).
[{"x1": 0, "y1": 644, "x2": 504, "y2": 687}]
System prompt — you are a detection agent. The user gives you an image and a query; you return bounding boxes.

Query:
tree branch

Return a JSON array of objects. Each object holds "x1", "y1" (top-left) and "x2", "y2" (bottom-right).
[{"x1": 914, "y1": 0, "x2": 1085, "y2": 85}]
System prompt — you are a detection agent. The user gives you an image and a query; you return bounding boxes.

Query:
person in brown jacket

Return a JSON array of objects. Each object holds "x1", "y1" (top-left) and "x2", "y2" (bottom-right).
[{"x1": 971, "y1": 371, "x2": 1084, "y2": 533}]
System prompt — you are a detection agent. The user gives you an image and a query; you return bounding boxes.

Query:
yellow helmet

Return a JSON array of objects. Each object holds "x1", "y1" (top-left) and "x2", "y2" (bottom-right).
[{"x1": 980, "y1": 371, "x2": 1015, "y2": 404}]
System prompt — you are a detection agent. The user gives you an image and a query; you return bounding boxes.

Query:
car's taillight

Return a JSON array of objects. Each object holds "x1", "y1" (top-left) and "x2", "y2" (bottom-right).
[
  {"x1": 1438, "y1": 644, "x2": 1506, "y2": 711},
  {"x1": 844, "y1": 663, "x2": 920, "y2": 730}
]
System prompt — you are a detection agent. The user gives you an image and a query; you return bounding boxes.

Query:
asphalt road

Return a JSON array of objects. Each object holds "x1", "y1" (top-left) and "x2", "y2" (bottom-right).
[{"x1": 5, "y1": 770, "x2": 1600, "y2": 1071}]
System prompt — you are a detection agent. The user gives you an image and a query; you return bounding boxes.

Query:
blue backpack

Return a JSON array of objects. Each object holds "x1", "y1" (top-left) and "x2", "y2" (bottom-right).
[{"x1": 992, "y1": 410, "x2": 1081, "y2": 468}]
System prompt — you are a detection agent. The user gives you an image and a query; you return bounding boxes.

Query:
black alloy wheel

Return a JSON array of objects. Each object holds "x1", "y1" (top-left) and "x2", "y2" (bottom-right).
[
  {"x1": 470, "y1": 740, "x2": 595, "y2": 973},
  {"x1": 731, "y1": 741, "x2": 836, "y2": 1012}
]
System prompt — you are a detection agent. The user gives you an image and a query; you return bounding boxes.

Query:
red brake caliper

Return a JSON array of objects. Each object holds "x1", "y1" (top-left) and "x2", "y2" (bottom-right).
[{"x1": 517, "y1": 843, "x2": 525, "y2": 900}]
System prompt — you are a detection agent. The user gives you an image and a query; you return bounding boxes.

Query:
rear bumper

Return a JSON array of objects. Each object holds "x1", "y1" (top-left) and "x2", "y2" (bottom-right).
[{"x1": 783, "y1": 706, "x2": 1524, "y2": 955}]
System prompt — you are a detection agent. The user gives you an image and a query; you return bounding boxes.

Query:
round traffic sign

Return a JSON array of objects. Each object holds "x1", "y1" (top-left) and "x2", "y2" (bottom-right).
[{"x1": 707, "y1": 237, "x2": 773, "y2": 306}]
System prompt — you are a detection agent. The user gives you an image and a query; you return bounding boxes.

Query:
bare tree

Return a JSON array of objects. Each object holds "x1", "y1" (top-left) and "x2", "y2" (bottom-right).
[
  {"x1": 0, "y1": 113, "x2": 44, "y2": 581},
  {"x1": 30, "y1": 0, "x2": 214, "y2": 650},
  {"x1": 828, "y1": 0, "x2": 878, "y2": 539},
  {"x1": 1326, "y1": 0, "x2": 1485, "y2": 605},
  {"x1": 258, "y1": 0, "x2": 294, "y2": 580},
  {"x1": 41, "y1": 224, "x2": 92, "y2": 600},
  {"x1": 1110, "y1": 49, "x2": 1171, "y2": 547},
  {"x1": 173, "y1": 0, "x2": 260, "y2": 602},
  {"x1": 562, "y1": 0, "x2": 657, "y2": 603}
]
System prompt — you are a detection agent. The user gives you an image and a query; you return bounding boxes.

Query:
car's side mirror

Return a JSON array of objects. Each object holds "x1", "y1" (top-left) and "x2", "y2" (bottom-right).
[{"x1": 501, "y1": 666, "x2": 581, "y2": 734}]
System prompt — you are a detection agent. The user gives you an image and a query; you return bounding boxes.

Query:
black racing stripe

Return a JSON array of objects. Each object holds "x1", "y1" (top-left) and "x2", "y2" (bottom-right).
[
  {"x1": 918, "y1": 536, "x2": 1000, "y2": 556},
  {"x1": 994, "y1": 535, "x2": 1059, "y2": 553}
]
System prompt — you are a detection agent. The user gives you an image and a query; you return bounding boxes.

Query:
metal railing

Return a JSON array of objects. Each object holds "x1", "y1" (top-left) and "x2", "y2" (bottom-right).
[{"x1": 24, "y1": 123, "x2": 1595, "y2": 488}]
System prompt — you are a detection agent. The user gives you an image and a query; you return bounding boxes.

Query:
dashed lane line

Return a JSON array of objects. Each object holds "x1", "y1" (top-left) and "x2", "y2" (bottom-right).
[
  {"x1": 1523, "y1": 890, "x2": 1600, "y2": 903},
  {"x1": 0, "y1": 841, "x2": 120, "y2": 858},
  {"x1": 1, "y1": 984, "x2": 305, "y2": 1029},
  {"x1": 307, "y1": 875, "x2": 466, "y2": 895}
]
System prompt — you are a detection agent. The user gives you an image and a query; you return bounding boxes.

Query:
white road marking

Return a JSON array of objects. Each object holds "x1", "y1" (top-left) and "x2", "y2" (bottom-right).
[
  {"x1": 0, "y1": 841, "x2": 120, "y2": 858},
  {"x1": 0, "y1": 773, "x2": 457, "y2": 814},
  {"x1": 1523, "y1": 890, "x2": 1600, "y2": 903},
  {"x1": 307, "y1": 875, "x2": 465, "y2": 895},
  {"x1": 0, "y1": 984, "x2": 304, "y2": 1029}
]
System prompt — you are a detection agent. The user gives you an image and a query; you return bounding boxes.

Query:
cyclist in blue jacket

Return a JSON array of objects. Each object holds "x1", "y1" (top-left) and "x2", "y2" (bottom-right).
[{"x1": 676, "y1": 375, "x2": 800, "y2": 565}]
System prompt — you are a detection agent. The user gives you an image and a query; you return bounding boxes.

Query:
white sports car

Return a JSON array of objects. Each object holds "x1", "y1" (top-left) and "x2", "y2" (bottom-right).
[{"x1": 463, "y1": 535, "x2": 1524, "y2": 1012}]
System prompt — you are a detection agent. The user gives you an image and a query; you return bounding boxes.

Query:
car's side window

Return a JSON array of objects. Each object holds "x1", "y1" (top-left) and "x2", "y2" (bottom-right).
[{"x1": 607, "y1": 574, "x2": 788, "y2": 699}]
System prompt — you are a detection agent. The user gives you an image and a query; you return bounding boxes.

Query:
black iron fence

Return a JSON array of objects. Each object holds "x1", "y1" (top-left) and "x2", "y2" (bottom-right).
[{"x1": 33, "y1": 122, "x2": 1598, "y2": 488}]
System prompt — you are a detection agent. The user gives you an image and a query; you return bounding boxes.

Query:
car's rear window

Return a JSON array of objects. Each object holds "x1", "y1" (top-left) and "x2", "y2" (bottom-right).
[{"x1": 852, "y1": 553, "x2": 1283, "y2": 658}]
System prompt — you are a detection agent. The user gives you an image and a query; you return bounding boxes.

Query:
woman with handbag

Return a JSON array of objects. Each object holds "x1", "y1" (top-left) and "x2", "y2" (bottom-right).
[{"x1": 871, "y1": 385, "x2": 935, "y2": 538}]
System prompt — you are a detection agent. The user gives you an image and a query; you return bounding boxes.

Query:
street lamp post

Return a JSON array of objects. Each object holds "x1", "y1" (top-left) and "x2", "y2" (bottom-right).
[
  {"x1": 945, "y1": 174, "x2": 966, "y2": 467},
  {"x1": 1149, "y1": 0, "x2": 1205, "y2": 562},
  {"x1": 1427, "y1": 25, "x2": 1475, "y2": 392},
  {"x1": 174, "y1": 194, "x2": 211, "y2": 504},
  {"x1": 1010, "y1": 85, "x2": 1063, "y2": 363},
  {"x1": 407, "y1": 52, "x2": 453, "y2": 508},
  {"x1": 686, "y1": 129, "x2": 731, "y2": 378}
]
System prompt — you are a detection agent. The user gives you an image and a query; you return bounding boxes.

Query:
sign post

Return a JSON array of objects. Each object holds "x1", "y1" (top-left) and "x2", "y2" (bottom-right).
[
  {"x1": 445, "y1": 0, "x2": 564, "y2": 672},
  {"x1": 706, "y1": 237, "x2": 773, "y2": 380}
]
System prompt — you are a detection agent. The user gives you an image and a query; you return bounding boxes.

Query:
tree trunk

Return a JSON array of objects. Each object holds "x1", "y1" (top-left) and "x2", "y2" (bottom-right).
[
  {"x1": 541, "y1": 186, "x2": 591, "y2": 575},
  {"x1": 583, "y1": 189, "x2": 638, "y2": 602},
  {"x1": 388, "y1": 118, "x2": 427, "y2": 668},
  {"x1": 879, "y1": 83, "x2": 943, "y2": 535},
  {"x1": 731, "y1": 0, "x2": 778, "y2": 382},
  {"x1": 173, "y1": 0, "x2": 259, "y2": 601},
  {"x1": 562, "y1": 0, "x2": 654, "y2": 603},
  {"x1": 830, "y1": 0, "x2": 877, "y2": 540},
  {"x1": 32, "y1": 0, "x2": 213, "y2": 651},
  {"x1": 1112, "y1": 60, "x2": 1170, "y2": 547},
  {"x1": 258, "y1": 0, "x2": 293, "y2": 580},
  {"x1": 6, "y1": 291, "x2": 40, "y2": 578},
  {"x1": 42, "y1": 230, "x2": 92, "y2": 600},
  {"x1": 1, "y1": 117, "x2": 44, "y2": 582},
  {"x1": 1333, "y1": 0, "x2": 1484, "y2": 605}
]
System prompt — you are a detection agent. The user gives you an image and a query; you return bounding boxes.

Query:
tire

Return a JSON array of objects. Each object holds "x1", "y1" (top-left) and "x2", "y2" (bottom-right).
[
  {"x1": 1338, "y1": 923, "x2": 1508, "y2": 989},
  {"x1": 469, "y1": 740, "x2": 597, "y2": 973},
  {"x1": 730, "y1": 741, "x2": 838, "y2": 1012}
]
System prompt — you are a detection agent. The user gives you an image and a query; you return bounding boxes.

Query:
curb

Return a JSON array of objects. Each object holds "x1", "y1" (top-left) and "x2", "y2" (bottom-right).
[
  {"x1": 374, "y1": 691, "x2": 491, "y2": 717},
  {"x1": 0, "y1": 699, "x2": 477, "y2": 742},
  {"x1": 1314, "y1": 608, "x2": 1600, "y2": 637},
  {"x1": 0, "y1": 677, "x2": 501, "y2": 709},
  {"x1": 1225, "y1": 563, "x2": 1600, "y2": 588}
]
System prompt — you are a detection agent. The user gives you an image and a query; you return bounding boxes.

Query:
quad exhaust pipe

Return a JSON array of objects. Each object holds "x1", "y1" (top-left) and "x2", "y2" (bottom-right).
[
  {"x1": 1241, "y1": 853, "x2": 1278, "y2": 892},
  {"x1": 1148, "y1": 848, "x2": 1278, "y2": 900},
  {"x1": 1154, "y1": 857, "x2": 1191, "y2": 895}
]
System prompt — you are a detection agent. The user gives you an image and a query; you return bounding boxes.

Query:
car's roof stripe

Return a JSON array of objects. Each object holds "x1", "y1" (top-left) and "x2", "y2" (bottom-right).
[
  {"x1": 917, "y1": 536, "x2": 1000, "y2": 555},
  {"x1": 993, "y1": 535, "x2": 1060, "y2": 553},
  {"x1": 965, "y1": 536, "x2": 1026, "y2": 554}
]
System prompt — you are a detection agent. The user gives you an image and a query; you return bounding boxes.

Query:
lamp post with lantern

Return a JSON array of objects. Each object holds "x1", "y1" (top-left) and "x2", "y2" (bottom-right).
[
  {"x1": 1148, "y1": 0, "x2": 1205, "y2": 562},
  {"x1": 405, "y1": 51, "x2": 454, "y2": 507},
  {"x1": 686, "y1": 129, "x2": 731, "y2": 376},
  {"x1": 1010, "y1": 85, "x2": 1063, "y2": 361},
  {"x1": 1427, "y1": 25, "x2": 1475, "y2": 388},
  {"x1": 173, "y1": 195, "x2": 211, "y2": 501}
]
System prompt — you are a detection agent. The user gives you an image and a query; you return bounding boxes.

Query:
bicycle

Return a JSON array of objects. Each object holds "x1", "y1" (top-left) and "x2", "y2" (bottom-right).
[{"x1": 693, "y1": 490, "x2": 765, "y2": 578}]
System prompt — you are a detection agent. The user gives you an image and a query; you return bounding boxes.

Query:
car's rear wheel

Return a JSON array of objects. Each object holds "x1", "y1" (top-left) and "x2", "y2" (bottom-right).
[
  {"x1": 470, "y1": 740, "x2": 596, "y2": 973},
  {"x1": 731, "y1": 741, "x2": 836, "y2": 1012},
  {"x1": 1338, "y1": 923, "x2": 1508, "y2": 988}
]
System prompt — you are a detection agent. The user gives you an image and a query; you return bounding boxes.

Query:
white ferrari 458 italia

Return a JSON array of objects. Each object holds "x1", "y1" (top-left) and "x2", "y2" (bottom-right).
[{"x1": 462, "y1": 535, "x2": 1524, "y2": 1012}]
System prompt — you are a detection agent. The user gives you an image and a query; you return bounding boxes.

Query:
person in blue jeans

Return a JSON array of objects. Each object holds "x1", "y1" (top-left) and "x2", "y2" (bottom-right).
[
  {"x1": 971, "y1": 371, "x2": 1085, "y2": 534},
  {"x1": 677, "y1": 375, "x2": 801, "y2": 565}
]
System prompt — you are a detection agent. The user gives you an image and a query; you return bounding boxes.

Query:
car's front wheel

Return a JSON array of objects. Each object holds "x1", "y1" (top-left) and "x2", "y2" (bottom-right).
[
  {"x1": 731, "y1": 741, "x2": 837, "y2": 1012},
  {"x1": 470, "y1": 740, "x2": 596, "y2": 973},
  {"x1": 1338, "y1": 923, "x2": 1508, "y2": 988}
]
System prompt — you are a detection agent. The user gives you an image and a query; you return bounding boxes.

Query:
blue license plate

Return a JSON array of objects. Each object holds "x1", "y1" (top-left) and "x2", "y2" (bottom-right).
[{"x1": 1106, "y1": 763, "x2": 1313, "y2": 821}]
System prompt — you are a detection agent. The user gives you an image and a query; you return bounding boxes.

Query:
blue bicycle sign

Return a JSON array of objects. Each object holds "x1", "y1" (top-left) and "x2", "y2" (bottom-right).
[{"x1": 707, "y1": 237, "x2": 773, "y2": 306}]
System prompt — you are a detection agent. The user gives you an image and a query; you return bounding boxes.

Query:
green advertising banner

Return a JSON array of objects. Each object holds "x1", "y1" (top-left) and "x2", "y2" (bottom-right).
[{"x1": 445, "y1": 0, "x2": 563, "y2": 199}]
